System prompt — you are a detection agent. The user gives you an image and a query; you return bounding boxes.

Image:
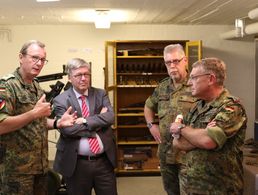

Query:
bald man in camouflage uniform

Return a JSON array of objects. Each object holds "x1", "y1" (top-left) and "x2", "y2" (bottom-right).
[
  {"x1": 144, "y1": 44, "x2": 196, "y2": 195},
  {"x1": 0, "y1": 40, "x2": 76, "y2": 195},
  {"x1": 170, "y1": 58, "x2": 247, "y2": 194}
]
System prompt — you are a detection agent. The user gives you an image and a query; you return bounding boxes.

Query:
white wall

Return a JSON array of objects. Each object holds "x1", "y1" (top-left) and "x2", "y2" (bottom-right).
[{"x1": 0, "y1": 24, "x2": 255, "y2": 160}]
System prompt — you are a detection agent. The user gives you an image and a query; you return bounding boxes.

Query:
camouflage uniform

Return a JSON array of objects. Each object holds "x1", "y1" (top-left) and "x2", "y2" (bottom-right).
[
  {"x1": 0, "y1": 68, "x2": 48, "y2": 195},
  {"x1": 145, "y1": 77, "x2": 196, "y2": 195},
  {"x1": 180, "y1": 89, "x2": 247, "y2": 195}
]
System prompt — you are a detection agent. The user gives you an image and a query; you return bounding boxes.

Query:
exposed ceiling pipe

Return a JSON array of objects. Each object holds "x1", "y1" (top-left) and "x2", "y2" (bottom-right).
[
  {"x1": 248, "y1": 8, "x2": 258, "y2": 20},
  {"x1": 245, "y1": 22, "x2": 258, "y2": 35},
  {"x1": 219, "y1": 29, "x2": 236, "y2": 40},
  {"x1": 220, "y1": 7, "x2": 258, "y2": 40},
  {"x1": 220, "y1": 22, "x2": 258, "y2": 40}
]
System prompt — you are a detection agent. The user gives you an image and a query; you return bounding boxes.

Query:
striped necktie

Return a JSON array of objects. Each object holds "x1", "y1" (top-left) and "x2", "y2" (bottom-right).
[{"x1": 80, "y1": 95, "x2": 100, "y2": 154}]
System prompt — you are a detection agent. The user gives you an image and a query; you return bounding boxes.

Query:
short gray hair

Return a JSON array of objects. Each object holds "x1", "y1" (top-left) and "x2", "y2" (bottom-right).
[
  {"x1": 192, "y1": 57, "x2": 226, "y2": 86},
  {"x1": 163, "y1": 44, "x2": 185, "y2": 57},
  {"x1": 20, "y1": 40, "x2": 45, "y2": 55},
  {"x1": 66, "y1": 58, "x2": 91, "y2": 75}
]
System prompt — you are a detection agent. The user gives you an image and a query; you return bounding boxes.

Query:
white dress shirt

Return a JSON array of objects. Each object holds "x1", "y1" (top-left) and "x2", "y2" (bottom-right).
[{"x1": 72, "y1": 88, "x2": 104, "y2": 156}]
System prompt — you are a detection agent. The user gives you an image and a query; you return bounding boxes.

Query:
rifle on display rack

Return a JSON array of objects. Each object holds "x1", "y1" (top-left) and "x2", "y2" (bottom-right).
[
  {"x1": 36, "y1": 65, "x2": 72, "y2": 119},
  {"x1": 36, "y1": 64, "x2": 67, "y2": 83},
  {"x1": 36, "y1": 65, "x2": 72, "y2": 104}
]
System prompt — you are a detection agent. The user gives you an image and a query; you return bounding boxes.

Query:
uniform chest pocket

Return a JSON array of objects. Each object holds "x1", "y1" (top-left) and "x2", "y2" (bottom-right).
[
  {"x1": 178, "y1": 95, "x2": 196, "y2": 104},
  {"x1": 158, "y1": 94, "x2": 170, "y2": 119},
  {"x1": 192, "y1": 109, "x2": 218, "y2": 128},
  {"x1": 16, "y1": 93, "x2": 38, "y2": 113},
  {"x1": 17, "y1": 92, "x2": 38, "y2": 104},
  {"x1": 177, "y1": 95, "x2": 196, "y2": 114},
  {"x1": 158, "y1": 94, "x2": 169, "y2": 107}
]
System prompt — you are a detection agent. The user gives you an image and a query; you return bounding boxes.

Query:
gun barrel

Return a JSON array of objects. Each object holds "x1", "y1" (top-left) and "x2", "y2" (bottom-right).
[{"x1": 36, "y1": 73, "x2": 65, "y2": 82}]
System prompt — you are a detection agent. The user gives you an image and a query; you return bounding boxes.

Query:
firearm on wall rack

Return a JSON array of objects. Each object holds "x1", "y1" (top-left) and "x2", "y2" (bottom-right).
[
  {"x1": 36, "y1": 64, "x2": 67, "y2": 83},
  {"x1": 36, "y1": 65, "x2": 72, "y2": 104}
]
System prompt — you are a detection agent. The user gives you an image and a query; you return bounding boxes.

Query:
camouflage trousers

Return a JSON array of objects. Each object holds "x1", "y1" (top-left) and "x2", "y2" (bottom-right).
[
  {"x1": 178, "y1": 165, "x2": 244, "y2": 195},
  {"x1": 0, "y1": 173, "x2": 48, "y2": 195},
  {"x1": 159, "y1": 143, "x2": 180, "y2": 195}
]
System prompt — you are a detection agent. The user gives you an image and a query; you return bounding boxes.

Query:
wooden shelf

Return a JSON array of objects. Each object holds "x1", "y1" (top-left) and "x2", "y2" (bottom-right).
[
  {"x1": 117, "y1": 73, "x2": 166, "y2": 76},
  {"x1": 117, "y1": 113, "x2": 144, "y2": 117},
  {"x1": 105, "y1": 40, "x2": 201, "y2": 175},
  {"x1": 117, "y1": 125, "x2": 146, "y2": 128},
  {"x1": 117, "y1": 85, "x2": 157, "y2": 88},
  {"x1": 118, "y1": 141, "x2": 157, "y2": 145},
  {"x1": 117, "y1": 56, "x2": 163, "y2": 59},
  {"x1": 117, "y1": 113, "x2": 158, "y2": 117}
]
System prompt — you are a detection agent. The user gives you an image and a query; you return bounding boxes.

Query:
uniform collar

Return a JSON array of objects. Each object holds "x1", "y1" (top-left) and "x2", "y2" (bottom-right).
[
  {"x1": 14, "y1": 68, "x2": 37, "y2": 92},
  {"x1": 170, "y1": 77, "x2": 189, "y2": 90},
  {"x1": 198, "y1": 88, "x2": 228, "y2": 110}
]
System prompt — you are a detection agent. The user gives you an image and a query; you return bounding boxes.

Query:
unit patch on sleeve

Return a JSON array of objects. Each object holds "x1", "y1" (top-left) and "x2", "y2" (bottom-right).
[
  {"x1": 225, "y1": 106, "x2": 234, "y2": 112},
  {"x1": 0, "y1": 98, "x2": 6, "y2": 110}
]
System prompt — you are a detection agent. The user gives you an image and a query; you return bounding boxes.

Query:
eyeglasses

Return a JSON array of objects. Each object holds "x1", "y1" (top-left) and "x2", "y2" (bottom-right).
[
  {"x1": 189, "y1": 73, "x2": 211, "y2": 81},
  {"x1": 164, "y1": 57, "x2": 184, "y2": 66},
  {"x1": 25, "y1": 54, "x2": 48, "y2": 65},
  {"x1": 73, "y1": 73, "x2": 91, "y2": 79}
]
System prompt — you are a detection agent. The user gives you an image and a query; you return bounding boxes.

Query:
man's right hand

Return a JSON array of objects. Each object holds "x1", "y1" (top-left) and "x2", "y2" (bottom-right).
[
  {"x1": 33, "y1": 94, "x2": 51, "y2": 118},
  {"x1": 57, "y1": 106, "x2": 77, "y2": 128},
  {"x1": 149, "y1": 124, "x2": 161, "y2": 143}
]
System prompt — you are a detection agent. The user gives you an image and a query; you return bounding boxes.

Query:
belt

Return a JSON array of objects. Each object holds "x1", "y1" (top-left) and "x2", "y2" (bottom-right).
[{"x1": 77, "y1": 153, "x2": 105, "y2": 161}]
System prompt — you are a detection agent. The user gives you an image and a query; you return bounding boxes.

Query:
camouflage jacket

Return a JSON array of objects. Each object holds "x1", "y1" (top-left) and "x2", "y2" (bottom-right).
[
  {"x1": 181, "y1": 89, "x2": 247, "y2": 194},
  {"x1": 145, "y1": 77, "x2": 196, "y2": 164},
  {"x1": 0, "y1": 68, "x2": 48, "y2": 175}
]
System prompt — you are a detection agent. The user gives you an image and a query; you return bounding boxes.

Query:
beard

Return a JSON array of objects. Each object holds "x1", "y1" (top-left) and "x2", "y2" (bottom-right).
[{"x1": 170, "y1": 71, "x2": 181, "y2": 82}]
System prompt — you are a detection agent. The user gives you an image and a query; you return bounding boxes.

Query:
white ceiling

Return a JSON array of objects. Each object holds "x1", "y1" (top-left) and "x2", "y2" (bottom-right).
[{"x1": 0, "y1": 0, "x2": 258, "y2": 25}]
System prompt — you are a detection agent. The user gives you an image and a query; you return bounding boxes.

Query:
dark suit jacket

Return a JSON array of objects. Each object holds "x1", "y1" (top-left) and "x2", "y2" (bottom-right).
[{"x1": 52, "y1": 87, "x2": 117, "y2": 178}]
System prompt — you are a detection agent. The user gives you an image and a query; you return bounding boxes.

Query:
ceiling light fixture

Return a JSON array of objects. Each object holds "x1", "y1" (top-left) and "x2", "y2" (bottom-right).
[{"x1": 94, "y1": 10, "x2": 111, "y2": 29}]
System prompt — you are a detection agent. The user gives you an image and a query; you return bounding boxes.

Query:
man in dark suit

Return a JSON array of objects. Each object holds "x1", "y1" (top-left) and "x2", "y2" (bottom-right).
[{"x1": 53, "y1": 58, "x2": 117, "y2": 195}]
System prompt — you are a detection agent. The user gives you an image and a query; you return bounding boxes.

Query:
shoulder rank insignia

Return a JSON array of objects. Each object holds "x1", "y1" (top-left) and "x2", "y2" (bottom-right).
[{"x1": 1, "y1": 73, "x2": 15, "y2": 81}]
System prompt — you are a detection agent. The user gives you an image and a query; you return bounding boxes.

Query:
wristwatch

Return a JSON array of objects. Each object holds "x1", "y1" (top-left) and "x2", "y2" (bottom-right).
[
  {"x1": 82, "y1": 118, "x2": 88, "y2": 125},
  {"x1": 172, "y1": 124, "x2": 185, "y2": 139},
  {"x1": 177, "y1": 124, "x2": 186, "y2": 134},
  {"x1": 147, "y1": 122, "x2": 153, "y2": 129}
]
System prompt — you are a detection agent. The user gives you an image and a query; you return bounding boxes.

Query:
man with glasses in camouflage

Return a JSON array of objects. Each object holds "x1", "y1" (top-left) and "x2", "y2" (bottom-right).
[
  {"x1": 170, "y1": 57, "x2": 247, "y2": 194},
  {"x1": 144, "y1": 44, "x2": 196, "y2": 195},
  {"x1": 0, "y1": 40, "x2": 77, "y2": 195}
]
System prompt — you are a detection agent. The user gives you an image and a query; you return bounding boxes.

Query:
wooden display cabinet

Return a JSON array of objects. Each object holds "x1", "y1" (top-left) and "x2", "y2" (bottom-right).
[{"x1": 104, "y1": 40, "x2": 202, "y2": 174}]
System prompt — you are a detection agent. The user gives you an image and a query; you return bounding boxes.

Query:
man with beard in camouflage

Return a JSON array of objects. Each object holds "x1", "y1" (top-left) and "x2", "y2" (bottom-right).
[{"x1": 144, "y1": 44, "x2": 196, "y2": 195}]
